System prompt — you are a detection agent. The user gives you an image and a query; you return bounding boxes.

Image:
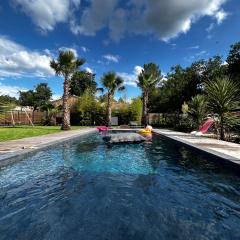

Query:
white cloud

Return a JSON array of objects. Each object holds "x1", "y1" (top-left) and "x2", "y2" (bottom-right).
[
  {"x1": 85, "y1": 67, "x2": 93, "y2": 73},
  {"x1": 70, "y1": 0, "x2": 228, "y2": 41},
  {"x1": 128, "y1": 0, "x2": 228, "y2": 41},
  {"x1": 169, "y1": 43, "x2": 177, "y2": 49},
  {"x1": 70, "y1": 0, "x2": 118, "y2": 35},
  {"x1": 97, "y1": 60, "x2": 104, "y2": 65},
  {"x1": 196, "y1": 50, "x2": 207, "y2": 56},
  {"x1": 189, "y1": 45, "x2": 200, "y2": 49},
  {"x1": 0, "y1": 82, "x2": 27, "y2": 98},
  {"x1": 117, "y1": 66, "x2": 143, "y2": 87},
  {"x1": 59, "y1": 47, "x2": 78, "y2": 57},
  {"x1": 103, "y1": 54, "x2": 120, "y2": 63},
  {"x1": 13, "y1": 0, "x2": 228, "y2": 41},
  {"x1": 215, "y1": 9, "x2": 228, "y2": 24},
  {"x1": 108, "y1": 8, "x2": 127, "y2": 42},
  {"x1": 51, "y1": 94, "x2": 62, "y2": 100},
  {"x1": 0, "y1": 35, "x2": 54, "y2": 78},
  {"x1": 205, "y1": 9, "x2": 228, "y2": 37},
  {"x1": 134, "y1": 66, "x2": 143, "y2": 76},
  {"x1": 13, "y1": 0, "x2": 81, "y2": 32},
  {"x1": 184, "y1": 50, "x2": 208, "y2": 62},
  {"x1": 81, "y1": 46, "x2": 89, "y2": 52},
  {"x1": 206, "y1": 23, "x2": 215, "y2": 32},
  {"x1": 43, "y1": 49, "x2": 52, "y2": 56}
]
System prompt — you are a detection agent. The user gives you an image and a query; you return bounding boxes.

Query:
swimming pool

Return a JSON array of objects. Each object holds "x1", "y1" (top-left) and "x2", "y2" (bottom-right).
[{"x1": 0, "y1": 133, "x2": 240, "y2": 239}]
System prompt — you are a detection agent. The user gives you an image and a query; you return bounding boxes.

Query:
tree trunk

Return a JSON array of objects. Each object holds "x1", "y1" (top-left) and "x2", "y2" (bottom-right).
[
  {"x1": 107, "y1": 93, "x2": 112, "y2": 127},
  {"x1": 32, "y1": 110, "x2": 34, "y2": 124},
  {"x1": 61, "y1": 79, "x2": 71, "y2": 130},
  {"x1": 141, "y1": 92, "x2": 148, "y2": 126},
  {"x1": 220, "y1": 115, "x2": 225, "y2": 140}
]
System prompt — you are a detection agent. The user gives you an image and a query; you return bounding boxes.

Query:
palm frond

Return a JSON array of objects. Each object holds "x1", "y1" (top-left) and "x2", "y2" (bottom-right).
[{"x1": 50, "y1": 50, "x2": 86, "y2": 78}]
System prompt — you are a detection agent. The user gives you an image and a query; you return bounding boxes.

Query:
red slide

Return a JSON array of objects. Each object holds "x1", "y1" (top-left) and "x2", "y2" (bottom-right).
[{"x1": 198, "y1": 118, "x2": 214, "y2": 134}]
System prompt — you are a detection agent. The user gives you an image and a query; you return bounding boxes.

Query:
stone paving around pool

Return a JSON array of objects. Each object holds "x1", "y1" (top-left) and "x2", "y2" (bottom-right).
[
  {"x1": 0, "y1": 128, "x2": 97, "y2": 166},
  {"x1": 153, "y1": 129, "x2": 240, "y2": 166}
]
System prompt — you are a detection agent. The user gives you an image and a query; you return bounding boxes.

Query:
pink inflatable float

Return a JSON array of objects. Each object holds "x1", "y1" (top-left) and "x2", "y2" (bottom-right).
[{"x1": 96, "y1": 126, "x2": 109, "y2": 131}]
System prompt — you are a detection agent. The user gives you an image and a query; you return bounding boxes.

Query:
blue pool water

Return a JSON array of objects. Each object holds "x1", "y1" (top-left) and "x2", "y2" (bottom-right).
[{"x1": 0, "y1": 133, "x2": 240, "y2": 240}]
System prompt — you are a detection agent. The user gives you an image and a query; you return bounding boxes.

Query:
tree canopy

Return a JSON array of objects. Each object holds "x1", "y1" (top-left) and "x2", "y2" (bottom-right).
[
  {"x1": 19, "y1": 83, "x2": 52, "y2": 110},
  {"x1": 227, "y1": 42, "x2": 240, "y2": 83},
  {"x1": 70, "y1": 71, "x2": 97, "y2": 96}
]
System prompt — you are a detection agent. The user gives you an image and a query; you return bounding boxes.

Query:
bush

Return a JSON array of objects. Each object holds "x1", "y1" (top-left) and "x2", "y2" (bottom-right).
[{"x1": 174, "y1": 115, "x2": 194, "y2": 132}]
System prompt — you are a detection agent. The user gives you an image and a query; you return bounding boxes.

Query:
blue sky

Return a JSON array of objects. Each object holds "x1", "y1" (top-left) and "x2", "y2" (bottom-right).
[{"x1": 0, "y1": 0, "x2": 239, "y2": 100}]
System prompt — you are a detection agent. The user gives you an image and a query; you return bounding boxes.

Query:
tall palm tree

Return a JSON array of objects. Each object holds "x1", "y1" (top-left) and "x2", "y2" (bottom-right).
[
  {"x1": 101, "y1": 72, "x2": 125, "y2": 126},
  {"x1": 137, "y1": 63, "x2": 161, "y2": 126},
  {"x1": 205, "y1": 77, "x2": 240, "y2": 140},
  {"x1": 50, "y1": 50, "x2": 85, "y2": 130}
]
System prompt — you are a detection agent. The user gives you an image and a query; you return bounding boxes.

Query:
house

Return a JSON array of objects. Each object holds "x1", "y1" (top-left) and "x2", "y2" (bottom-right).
[
  {"x1": 51, "y1": 95, "x2": 80, "y2": 125},
  {"x1": 51, "y1": 95, "x2": 79, "y2": 112}
]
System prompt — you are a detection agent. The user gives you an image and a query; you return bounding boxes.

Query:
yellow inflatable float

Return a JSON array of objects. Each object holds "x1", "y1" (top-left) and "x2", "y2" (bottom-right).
[
  {"x1": 138, "y1": 129, "x2": 152, "y2": 134},
  {"x1": 138, "y1": 125, "x2": 153, "y2": 134}
]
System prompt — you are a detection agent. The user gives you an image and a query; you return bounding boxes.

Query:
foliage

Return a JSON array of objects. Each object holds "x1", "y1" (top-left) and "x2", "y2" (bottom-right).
[
  {"x1": 201, "y1": 56, "x2": 227, "y2": 82},
  {"x1": 50, "y1": 51, "x2": 85, "y2": 79},
  {"x1": 175, "y1": 116, "x2": 194, "y2": 132},
  {"x1": 78, "y1": 89, "x2": 97, "y2": 113},
  {"x1": 0, "y1": 95, "x2": 17, "y2": 112},
  {"x1": 111, "y1": 98, "x2": 142, "y2": 125},
  {"x1": 35, "y1": 83, "x2": 52, "y2": 110},
  {"x1": 0, "y1": 95, "x2": 18, "y2": 105},
  {"x1": 188, "y1": 95, "x2": 208, "y2": 129},
  {"x1": 101, "y1": 72, "x2": 125, "y2": 94},
  {"x1": 70, "y1": 71, "x2": 97, "y2": 96},
  {"x1": 137, "y1": 63, "x2": 161, "y2": 91},
  {"x1": 19, "y1": 83, "x2": 52, "y2": 110},
  {"x1": 181, "y1": 102, "x2": 189, "y2": 115},
  {"x1": 148, "y1": 56, "x2": 226, "y2": 113},
  {"x1": 41, "y1": 104, "x2": 59, "y2": 126},
  {"x1": 227, "y1": 42, "x2": 240, "y2": 83},
  {"x1": 77, "y1": 89, "x2": 105, "y2": 126},
  {"x1": 205, "y1": 77, "x2": 240, "y2": 140},
  {"x1": 112, "y1": 103, "x2": 132, "y2": 125},
  {"x1": 130, "y1": 97, "x2": 142, "y2": 124},
  {"x1": 149, "y1": 64, "x2": 200, "y2": 113},
  {"x1": 19, "y1": 90, "x2": 35, "y2": 108}
]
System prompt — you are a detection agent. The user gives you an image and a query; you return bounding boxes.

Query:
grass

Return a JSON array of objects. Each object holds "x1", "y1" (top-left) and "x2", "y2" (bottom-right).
[{"x1": 0, "y1": 125, "x2": 87, "y2": 142}]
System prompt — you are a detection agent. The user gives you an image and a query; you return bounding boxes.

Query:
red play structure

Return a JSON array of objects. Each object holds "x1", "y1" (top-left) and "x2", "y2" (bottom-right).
[{"x1": 198, "y1": 118, "x2": 214, "y2": 134}]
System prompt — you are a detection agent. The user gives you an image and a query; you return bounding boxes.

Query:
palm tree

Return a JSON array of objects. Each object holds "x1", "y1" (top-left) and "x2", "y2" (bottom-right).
[
  {"x1": 205, "y1": 77, "x2": 240, "y2": 140},
  {"x1": 50, "y1": 50, "x2": 85, "y2": 130},
  {"x1": 137, "y1": 63, "x2": 161, "y2": 126},
  {"x1": 101, "y1": 72, "x2": 125, "y2": 126}
]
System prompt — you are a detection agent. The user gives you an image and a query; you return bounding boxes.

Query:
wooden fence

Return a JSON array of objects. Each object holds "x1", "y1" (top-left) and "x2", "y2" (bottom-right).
[{"x1": 0, "y1": 110, "x2": 46, "y2": 125}]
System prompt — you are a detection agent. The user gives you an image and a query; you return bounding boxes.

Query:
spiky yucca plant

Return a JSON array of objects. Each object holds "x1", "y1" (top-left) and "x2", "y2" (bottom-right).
[{"x1": 205, "y1": 77, "x2": 240, "y2": 140}]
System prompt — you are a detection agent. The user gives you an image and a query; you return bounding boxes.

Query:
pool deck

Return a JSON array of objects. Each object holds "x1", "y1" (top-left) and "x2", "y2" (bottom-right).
[
  {"x1": 153, "y1": 129, "x2": 240, "y2": 166},
  {"x1": 0, "y1": 128, "x2": 97, "y2": 166}
]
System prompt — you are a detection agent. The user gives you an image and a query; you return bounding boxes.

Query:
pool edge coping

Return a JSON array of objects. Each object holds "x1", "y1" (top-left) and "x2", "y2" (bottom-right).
[{"x1": 153, "y1": 129, "x2": 240, "y2": 168}]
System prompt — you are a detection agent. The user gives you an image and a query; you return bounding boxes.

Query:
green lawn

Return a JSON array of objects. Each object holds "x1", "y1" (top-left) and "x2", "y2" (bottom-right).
[{"x1": 0, "y1": 126, "x2": 87, "y2": 142}]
